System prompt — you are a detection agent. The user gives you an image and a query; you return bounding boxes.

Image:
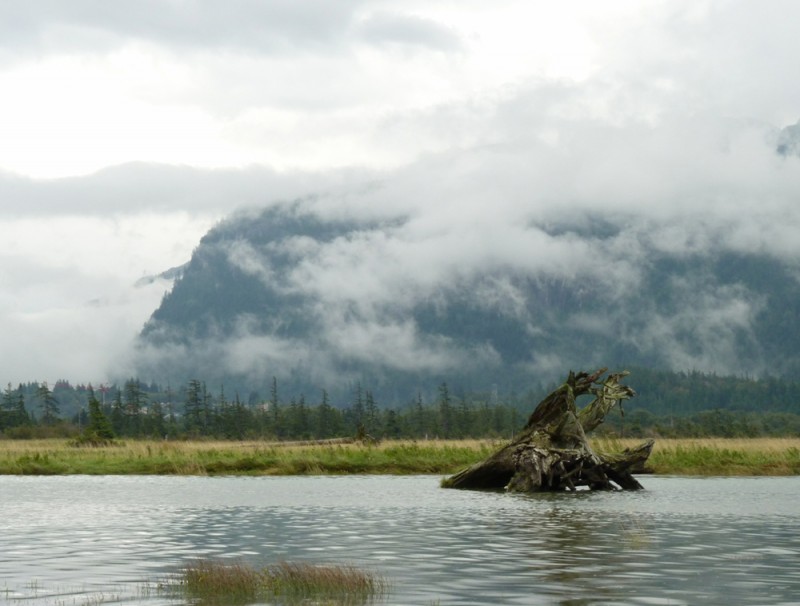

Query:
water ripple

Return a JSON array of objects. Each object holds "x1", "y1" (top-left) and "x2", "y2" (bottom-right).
[{"x1": 1, "y1": 475, "x2": 799, "y2": 604}]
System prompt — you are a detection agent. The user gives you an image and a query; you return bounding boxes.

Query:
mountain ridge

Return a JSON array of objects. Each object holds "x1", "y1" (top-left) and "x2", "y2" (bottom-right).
[
  {"x1": 132, "y1": 120, "x2": 800, "y2": 401},
  {"x1": 133, "y1": 199, "x2": 800, "y2": 402}
]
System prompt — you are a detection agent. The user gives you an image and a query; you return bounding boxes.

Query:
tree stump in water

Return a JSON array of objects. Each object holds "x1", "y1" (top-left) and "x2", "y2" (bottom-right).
[{"x1": 443, "y1": 368, "x2": 654, "y2": 492}]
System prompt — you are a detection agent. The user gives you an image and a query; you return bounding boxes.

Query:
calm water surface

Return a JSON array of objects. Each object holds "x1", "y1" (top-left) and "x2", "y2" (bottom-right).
[{"x1": 1, "y1": 475, "x2": 798, "y2": 605}]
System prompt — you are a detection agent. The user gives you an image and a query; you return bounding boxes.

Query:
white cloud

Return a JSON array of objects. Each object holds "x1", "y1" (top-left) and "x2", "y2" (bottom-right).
[
  {"x1": 627, "y1": 281, "x2": 765, "y2": 376},
  {"x1": 0, "y1": 213, "x2": 214, "y2": 384},
  {"x1": 1, "y1": 0, "x2": 800, "y2": 384}
]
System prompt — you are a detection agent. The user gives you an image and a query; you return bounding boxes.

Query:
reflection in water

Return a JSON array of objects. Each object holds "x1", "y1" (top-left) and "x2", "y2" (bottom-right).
[{"x1": 0, "y1": 475, "x2": 799, "y2": 605}]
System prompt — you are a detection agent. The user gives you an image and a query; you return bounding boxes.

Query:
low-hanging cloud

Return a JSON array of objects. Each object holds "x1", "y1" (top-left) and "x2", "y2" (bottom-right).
[
  {"x1": 0, "y1": 0, "x2": 368, "y2": 56},
  {"x1": 0, "y1": 163, "x2": 369, "y2": 218},
  {"x1": 4, "y1": 0, "x2": 800, "y2": 389},
  {"x1": 132, "y1": 111, "x2": 800, "y2": 391}
]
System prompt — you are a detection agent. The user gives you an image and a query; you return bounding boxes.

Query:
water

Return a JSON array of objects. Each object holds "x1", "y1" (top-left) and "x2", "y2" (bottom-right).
[{"x1": 1, "y1": 475, "x2": 799, "y2": 605}]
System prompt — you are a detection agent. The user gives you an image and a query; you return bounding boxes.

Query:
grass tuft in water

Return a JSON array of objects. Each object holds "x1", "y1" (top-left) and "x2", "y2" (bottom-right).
[
  {"x1": 171, "y1": 558, "x2": 387, "y2": 604},
  {"x1": 268, "y1": 561, "x2": 386, "y2": 599},
  {"x1": 180, "y1": 559, "x2": 263, "y2": 602}
]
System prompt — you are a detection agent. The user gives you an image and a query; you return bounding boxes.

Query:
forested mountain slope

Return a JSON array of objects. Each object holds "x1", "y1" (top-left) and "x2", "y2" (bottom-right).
[{"x1": 134, "y1": 195, "x2": 800, "y2": 402}]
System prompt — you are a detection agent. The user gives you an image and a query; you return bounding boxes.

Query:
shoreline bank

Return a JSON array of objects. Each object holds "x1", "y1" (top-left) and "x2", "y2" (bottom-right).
[{"x1": 1, "y1": 437, "x2": 798, "y2": 477}]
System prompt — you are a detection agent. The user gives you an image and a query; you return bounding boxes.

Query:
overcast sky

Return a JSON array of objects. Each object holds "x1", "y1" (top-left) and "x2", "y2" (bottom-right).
[{"x1": 2, "y1": 0, "x2": 800, "y2": 386}]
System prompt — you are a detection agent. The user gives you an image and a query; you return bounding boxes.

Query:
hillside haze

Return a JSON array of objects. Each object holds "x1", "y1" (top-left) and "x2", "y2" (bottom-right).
[{"x1": 134, "y1": 122, "x2": 800, "y2": 400}]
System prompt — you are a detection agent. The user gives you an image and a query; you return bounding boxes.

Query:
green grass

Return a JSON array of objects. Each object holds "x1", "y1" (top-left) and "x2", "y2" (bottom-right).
[
  {"x1": 593, "y1": 437, "x2": 800, "y2": 476},
  {"x1": 1, "y1": 437, "x2": 798, "y2": 476},
  {"x1": 168, "y1": 558, "x2": 387, "y2": 605},
  {"x1": 0, "y1": 439, "x2": 498, "y2": 476},
  {"x1": 649, "y1": 441, "x2": 800, "y2": 475}
]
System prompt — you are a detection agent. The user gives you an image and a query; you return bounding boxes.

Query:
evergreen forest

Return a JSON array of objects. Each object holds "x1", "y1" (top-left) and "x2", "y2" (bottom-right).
[{"x1": 2, "y1": 368, "x2": 799, "y2": 441}]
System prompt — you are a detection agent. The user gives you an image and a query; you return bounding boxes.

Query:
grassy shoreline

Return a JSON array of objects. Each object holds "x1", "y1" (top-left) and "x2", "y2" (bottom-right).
[
  {"x1": 1, "y1": 437, "x2": 798, "y2": 477},
  {"x1": 635, "y1": 437, "x2": 800, "y2": 476}
]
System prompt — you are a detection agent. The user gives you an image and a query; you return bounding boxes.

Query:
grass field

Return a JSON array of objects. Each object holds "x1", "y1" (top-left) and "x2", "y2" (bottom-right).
[
  {"x1": 0, "y1": 437, "x2": 798, "y2": 476},
  {"x1": 633, "y1": 437, "x2": 800, "y2": 476},
  {"x1": 0, "y1": 438, "x2": 498, "y2": 476}
]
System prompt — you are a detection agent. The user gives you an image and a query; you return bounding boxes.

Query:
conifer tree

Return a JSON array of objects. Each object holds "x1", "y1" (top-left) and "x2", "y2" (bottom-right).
[
  {"x1": 384, "y1": 408, "x2": 402, "y2": 438},
  {"x1": 231, "y1": 392, "x2": 249, "y2": 439},
  {"x1": 123, "y1": 379, "x2": 147, "y2": 435},
  {"x1": 299, "y1": 394, "x2": 310, "y2": 437},
  {"x1": 317, "y1": 389, "x2": 334, "y2": 438},
  {"x1": 438, "y1": 382, "x2": 453, "y2": 438},
  {"x1": 148, "y1": 400, "x2": 166, "y2": 438},
  {"x1": 352, "y1": 382, "x2": 365, "y2": 431},
  {"x1": 165, "y1": 382, "x2": 176, "y2": 425},
  {"x1": 111, "y1": 389, "x2": 125, "y2": 434},
  {"x1": 365, "y1": 390, "x2": 379, "y2": 436},
  {"x1": 82, "y1": 387, "x2": 115, "y2": 443},
  {"x1": 36, "y1": 382, "x2": 60, "y2": 426},
  {"x1": 15, "y1": 390, "x2": 29, "y2": 427},
  {"x1": 270, "y1": 375, "x2": 280, "y2": 422},
  {"x1": 184, "y1": 379, "x2": 204, "y2": 434},
  {"x1": 414, "y1": 392, "x2": 426, "y2": 438},
  {"x1": 457, "y1": 395, "x2": 471, "y2": 438},
  {"x1": 201, "y1": 382, "x2": 213, "y2": 433},
  {"x1": 1, "y1": 383, "x2": 16, "y2": 430}
]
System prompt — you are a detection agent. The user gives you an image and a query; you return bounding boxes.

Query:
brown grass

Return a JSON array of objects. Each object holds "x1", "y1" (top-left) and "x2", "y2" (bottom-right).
[
  {"x1": 593, "y1": 437, "x2": 800, "y2": 475},
  {"x1": 0, "y1": 438, "x2": 499, "y2": 475},
  {"x1": 2, "y1": 437, "x2": 798, "y2": 476},
  {"x1": 174, "y1": 558, "x2": 387, "y2": 604}
]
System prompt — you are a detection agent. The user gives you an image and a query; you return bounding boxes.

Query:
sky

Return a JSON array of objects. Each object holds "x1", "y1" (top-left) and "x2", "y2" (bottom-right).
[{"x1": 2, "y1": 0, "x2": 800, "y2": 386}]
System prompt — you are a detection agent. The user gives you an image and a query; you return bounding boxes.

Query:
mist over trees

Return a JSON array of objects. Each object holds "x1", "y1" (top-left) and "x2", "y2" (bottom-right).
[
  {"x1": 131, "y1": 197, "x2": 800, "y2": 402},
  {"x1": 5, "y1": 128, "x2": 800, "y2": 440}
]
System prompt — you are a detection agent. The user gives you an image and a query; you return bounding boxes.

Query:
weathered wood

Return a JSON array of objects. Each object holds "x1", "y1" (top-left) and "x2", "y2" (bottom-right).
[{"x1": 443, "y1": 368, "x2": 654, "y2": 492}]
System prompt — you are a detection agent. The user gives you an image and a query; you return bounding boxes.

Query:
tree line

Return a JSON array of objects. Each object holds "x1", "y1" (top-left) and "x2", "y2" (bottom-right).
[
  {"x1": 2, "y1": 368, "x2": 800, "y2": 441},
  {"x1": 0, "y1": 379, "x2": 523, "y2": 441}
]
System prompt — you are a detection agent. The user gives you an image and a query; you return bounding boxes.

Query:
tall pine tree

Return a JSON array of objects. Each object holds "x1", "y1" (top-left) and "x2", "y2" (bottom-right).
[
  {"x1": 36, "y1": 382, "x2": 60, "y2": 426},
  {"x1": 81, "y1": 387, "x2": 115, "y2": 443}
]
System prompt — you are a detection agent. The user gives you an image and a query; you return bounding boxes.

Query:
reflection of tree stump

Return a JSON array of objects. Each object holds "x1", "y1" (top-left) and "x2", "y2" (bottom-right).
[{"x1": 443, "y1": 368, "x2": 654, "y2": 492}]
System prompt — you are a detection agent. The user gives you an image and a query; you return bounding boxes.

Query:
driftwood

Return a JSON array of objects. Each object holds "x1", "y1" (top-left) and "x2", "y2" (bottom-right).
[{"x1": 443, "y1": 368, "x2": 654, "y2": 492}]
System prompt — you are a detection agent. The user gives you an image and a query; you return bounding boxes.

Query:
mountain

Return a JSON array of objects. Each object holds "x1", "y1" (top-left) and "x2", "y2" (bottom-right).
[
  {"x1": 777, "y1": 119, "x2": 800, "y2": 157},
  {"x1": 134, "y1": 263, "x2": 188, "y2": 288},
  {"x1": 133, "y1": 122, "x2": 800, "y2": 402},
  {"x1": 133, "y1": 194, "x2": 800, "y2": 403}
]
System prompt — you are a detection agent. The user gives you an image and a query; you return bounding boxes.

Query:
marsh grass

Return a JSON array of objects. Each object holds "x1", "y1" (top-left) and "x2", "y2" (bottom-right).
[
  {"x1": 1, "y1": 437, "x2": 798, "y2": 476},
  {"x1": 268, "y1": 561, "x2": 386, "y2": 599},
  {"x1": 593, "y1": 437, "x2": 800, "y2": 475},
  {"x1": 172, "y1": 558, "x2": 387, "y2": 605},
  {"x1": 179, "y1": 559, "x2": 263, "y2": 602},
  {"x1": 0, "y1": 438, "x2": 498, "y2": 476}
]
